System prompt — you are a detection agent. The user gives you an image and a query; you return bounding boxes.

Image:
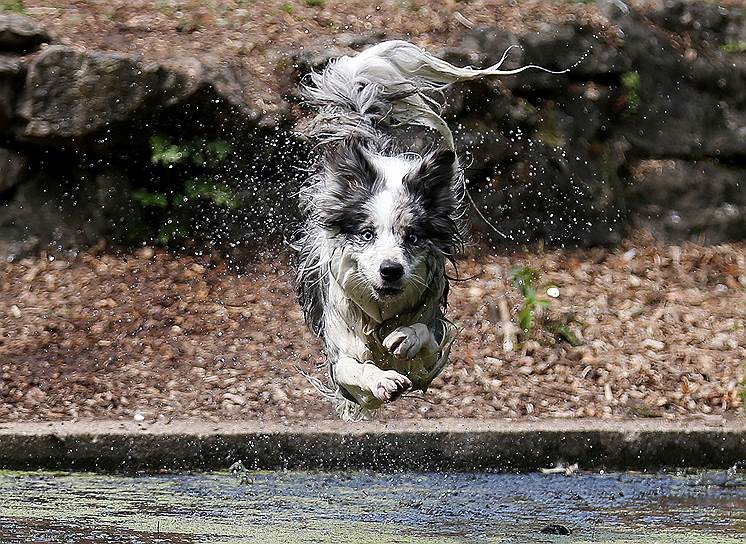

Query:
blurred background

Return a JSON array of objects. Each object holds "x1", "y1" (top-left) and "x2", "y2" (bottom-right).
[{"x1": 0, "y1": 0, "x2": 743, "y2": 423}]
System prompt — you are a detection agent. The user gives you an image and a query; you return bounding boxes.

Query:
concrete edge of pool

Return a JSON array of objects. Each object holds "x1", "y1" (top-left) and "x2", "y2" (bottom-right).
[{"x1": 0, "y1": 418, "x2": 743, "y2": 473}]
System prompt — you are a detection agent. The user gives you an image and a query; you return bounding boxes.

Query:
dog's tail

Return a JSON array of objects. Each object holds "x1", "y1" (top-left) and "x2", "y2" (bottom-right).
[{"x1": 302, "y1": 40, "x2": 568, "y2": 149}]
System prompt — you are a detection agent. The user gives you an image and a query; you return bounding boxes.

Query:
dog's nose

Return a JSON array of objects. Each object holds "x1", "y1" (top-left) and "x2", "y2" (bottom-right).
[{"x1": 379, "y1": 260, "x2": 404, "y2": 282}]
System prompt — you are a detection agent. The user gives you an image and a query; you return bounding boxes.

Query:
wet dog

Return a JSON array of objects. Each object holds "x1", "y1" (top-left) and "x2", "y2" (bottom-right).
[{"x1": 294, "y1": 40, "x2": 554, "y2": 419}]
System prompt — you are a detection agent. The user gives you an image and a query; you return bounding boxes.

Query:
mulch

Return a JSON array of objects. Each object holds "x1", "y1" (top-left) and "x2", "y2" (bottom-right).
[{"x1": 1, "y1": 231, "x2": 743, "y2": 422}]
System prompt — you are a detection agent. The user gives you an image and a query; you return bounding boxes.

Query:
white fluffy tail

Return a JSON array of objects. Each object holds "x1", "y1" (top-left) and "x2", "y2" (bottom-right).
[{"x1": 303, "y1": 40, "x2": 568, "y2": 149}]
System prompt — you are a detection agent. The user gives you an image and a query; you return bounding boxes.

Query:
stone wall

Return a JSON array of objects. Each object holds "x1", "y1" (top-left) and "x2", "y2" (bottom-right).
[{"x1": 0, "y1": 1, "x2": 744, "y2": 260}]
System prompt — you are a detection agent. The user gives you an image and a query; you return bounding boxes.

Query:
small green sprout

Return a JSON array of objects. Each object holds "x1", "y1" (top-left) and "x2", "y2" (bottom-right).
[{"x1": 510, "y1": 265, "x2": 551, "y2": 337}]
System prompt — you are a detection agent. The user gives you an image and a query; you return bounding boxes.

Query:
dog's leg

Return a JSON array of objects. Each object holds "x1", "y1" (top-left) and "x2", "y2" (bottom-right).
[
  {"x1": 334, "y1": 354, "x2": 412, "y2": 405},
  {"x1": 383, "y1": 323, "x2": 440, "y2": 360}
]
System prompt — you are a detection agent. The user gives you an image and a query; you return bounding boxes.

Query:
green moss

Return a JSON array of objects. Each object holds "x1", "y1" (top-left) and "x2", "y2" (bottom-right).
[
  {"x1": 305, "y1": 0, "x2": 325, "y2": 6},
  {"x1": 0, "y1": 0, "x2": 25, "y2": 13},
  {"x1": 621, "y1": 71, "x2": 641, "y2": 112},
  {"x1": 279, "y1": 2, "x2": 294, "y2": 14},
  {"x1": 535, "y1": 109, "x2": 565, "y2": 148},
  {"x1": 721, "y1": 41, "x2": 746, "y2": 54}
]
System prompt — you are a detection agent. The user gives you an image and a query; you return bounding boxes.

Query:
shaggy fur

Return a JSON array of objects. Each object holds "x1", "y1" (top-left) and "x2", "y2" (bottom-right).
[{"x1": 294, "y1": 40, "x2": 562, "y2": 420}]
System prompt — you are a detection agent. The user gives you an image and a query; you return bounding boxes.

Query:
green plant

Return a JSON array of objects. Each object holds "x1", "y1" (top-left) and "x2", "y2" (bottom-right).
[
  {"x1": 149, "y1": 135, "x2": 232, "y2": 168},
  {"x1": 721, "y1": 41, "x2": 746, "y2": 54},
  {"x1": 185, "y1": 180, "x2": 239, "y2": 208},
  {"x1": 155, "y1": 221, "x2": 187, "y2": 246},
  {"x1": 621, "y1": 71, "x2": 641, "y2": 112},
  {"x1": 546, "y1": 317, "x2": 583, "y2": 347},
  {"x1": 149, "y1": 135, "x2": 188, "y2": 166},
  {"x1": 135, "y1": 134, "x2": 238, "y2": 245},
  {"x1": 0, "y1": 0, "x2": 25, "y2": 13},
  {"x1": 280, "y1": 2, "x2": 294, "y2": 14},
  {"x1": 305, "y1": 0, "x2": 325, "y2": 6},
  {"x1": 131, "y1": 190, "x2": 168, "y2": 209},
  {"x1": 510, "y1": 266, "x2": 551, "y2": 337}
]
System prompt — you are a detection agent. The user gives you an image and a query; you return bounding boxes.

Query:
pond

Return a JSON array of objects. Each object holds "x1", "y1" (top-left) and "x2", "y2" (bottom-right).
[{"x1": 0, "y1": 470, "x2": 743, "y2": 543}]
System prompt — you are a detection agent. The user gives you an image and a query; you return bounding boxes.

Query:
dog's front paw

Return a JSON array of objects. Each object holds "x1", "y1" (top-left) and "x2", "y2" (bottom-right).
[
  {"x1": 371, "y1": 370, "x2": 411, "y2": 402},
  {"x1": 383, "y1": 324, "x2": 433, "y2": 360}
]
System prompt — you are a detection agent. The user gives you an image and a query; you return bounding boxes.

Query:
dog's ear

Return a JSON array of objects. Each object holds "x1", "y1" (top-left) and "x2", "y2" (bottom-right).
[
  {"x1": 326, "y1": 139, "x2": 380, "y2": 191},
  {"x1": 318, "y1": 140, "x2": 380, "y2": 234},
  {"x1": 404, "y1": 149, "x2": 457, "y2": 209}
]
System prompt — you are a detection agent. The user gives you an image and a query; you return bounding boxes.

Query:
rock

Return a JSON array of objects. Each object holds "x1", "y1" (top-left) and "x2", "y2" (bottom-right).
[
  {"x1": 17, "y1": 46, "x2": 257, "y2": 145},
  {"x1": 0, "y1": 164, "x2": 142, "y2": 261},
  {"x1": 615, "y1": 10, "x2": 746, "y2": 160},
  {"x1": 628, "y1": 159, "x2": 746, "y2": 243},
  {"x1": 519, "y1": 25, "x2": 630, "y2": 79},
  {"x1": 540, "y1": 524, "x2": 572, "y2": 535},
  {"x1": 0, "y1": 14, "x2": 51, "y2": 53},
  {"x1": 648, "y1": 0, "x2": 746, "y2": 49},
  {"x1": 0, "y1": 55, "x2": 25, "y2": 132},
  {"x1": 459, "y1": 28, "x2": 522, "y2": 70},
  {"x1": 0, "y1": 147, "x2": 27, "y2": 193}
]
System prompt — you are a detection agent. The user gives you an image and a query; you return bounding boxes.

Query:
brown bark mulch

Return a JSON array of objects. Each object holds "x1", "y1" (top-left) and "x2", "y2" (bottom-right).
[{"x1": 1, "y1": 232, "x2": 744, "y2": 423}]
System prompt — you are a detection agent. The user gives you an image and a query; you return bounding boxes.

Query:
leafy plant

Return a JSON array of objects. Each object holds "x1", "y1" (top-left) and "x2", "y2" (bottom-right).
[
  {"x1": 305, "y1": 0, "x2": 325, "y2": 6},
  {"x1": 510, "y1": 266, "x2": 551, "y2": 337},
  {"x1": 546, "y1": 317, "x2": 583, "y2": 347},
  {"x1": 149, "y1": 135, "x2": 231, "y2": 168},
  {"x1": 134, "y1": 134, "x2": 238, "y2": 245},
  {"x1": 155, "y1": 221, "x2": 187, "y2": 246},
  {"x1": 149, "y1": 135, "x2": 187, "y2": 166},
  {"x1": 185, "y1": 180, "x2": 239, "y2": 208},
  {"x1": 132, "y1": 190, "x2": 168, "y2": 209},
  {"x1": 280, "y1": 2, "x2": 294, "y2": 14}
]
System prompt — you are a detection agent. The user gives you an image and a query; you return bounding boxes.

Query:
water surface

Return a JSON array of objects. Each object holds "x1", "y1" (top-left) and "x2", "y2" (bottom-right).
[{"x1": 0, "y1": 470, "x2": 743, "y2": 543}]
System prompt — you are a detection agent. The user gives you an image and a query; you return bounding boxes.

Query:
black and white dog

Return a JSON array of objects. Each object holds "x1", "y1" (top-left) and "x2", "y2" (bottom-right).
[{"x1": 294, "y1": 40, "x2": 552, "y2": 419}]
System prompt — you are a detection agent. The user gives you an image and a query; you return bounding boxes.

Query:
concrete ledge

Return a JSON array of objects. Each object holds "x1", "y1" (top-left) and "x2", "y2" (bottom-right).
[{"x1": 0, "y1": 419, "x2": 744, "y2": 473}]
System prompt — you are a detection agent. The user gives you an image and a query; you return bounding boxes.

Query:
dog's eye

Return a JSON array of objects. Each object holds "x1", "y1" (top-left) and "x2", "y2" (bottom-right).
[
  {"x1": 404, "y1": 233, "x2": 419, "y2": 244},
  {"x1": 360, "y1": 229, "x2": 374, "y2": 242}
]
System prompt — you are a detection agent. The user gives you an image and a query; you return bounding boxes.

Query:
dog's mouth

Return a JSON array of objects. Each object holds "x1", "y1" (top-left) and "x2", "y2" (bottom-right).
[{"x1": 374, "y1": 285, "x2": 403, "y2": 297}]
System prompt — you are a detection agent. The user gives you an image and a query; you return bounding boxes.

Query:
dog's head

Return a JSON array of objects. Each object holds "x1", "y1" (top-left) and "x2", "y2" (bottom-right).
[{"x1": 316, "y1": 140, "x2": 465, "y2": 315}]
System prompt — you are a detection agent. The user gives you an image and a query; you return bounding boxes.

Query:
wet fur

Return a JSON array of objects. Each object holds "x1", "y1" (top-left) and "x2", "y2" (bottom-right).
[{"x1": 293, "y1": 40, "x2": 556, "y2": 419}]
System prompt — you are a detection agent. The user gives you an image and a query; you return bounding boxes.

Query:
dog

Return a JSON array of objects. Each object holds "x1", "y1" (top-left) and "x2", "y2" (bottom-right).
[{"x1": 294, "y1": 40, "x2": 558, "y2": 420}]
